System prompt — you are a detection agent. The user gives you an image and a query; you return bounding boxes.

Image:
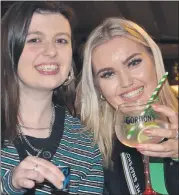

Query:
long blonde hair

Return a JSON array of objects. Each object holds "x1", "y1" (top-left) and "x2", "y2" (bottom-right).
[{"x1": 80, "y1": 17, "x2": 178, "y2": 167}]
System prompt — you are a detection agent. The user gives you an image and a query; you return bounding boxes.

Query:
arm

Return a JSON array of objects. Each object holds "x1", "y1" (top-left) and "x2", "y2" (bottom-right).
[{"x1": 78, "y1": 146, "x2": 104, "y2": 195}]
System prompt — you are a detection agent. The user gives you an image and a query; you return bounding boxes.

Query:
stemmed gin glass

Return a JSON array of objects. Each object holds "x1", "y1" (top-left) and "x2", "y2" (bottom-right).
[{"x1": 114, "y1": 100, "x2": 169, "y2": 195}]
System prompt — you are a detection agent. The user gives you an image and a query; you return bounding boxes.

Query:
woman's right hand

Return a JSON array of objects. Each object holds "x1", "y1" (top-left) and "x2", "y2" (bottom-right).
[{"x1": 12, "y1": 156, "x2": 65, "y2": 190}]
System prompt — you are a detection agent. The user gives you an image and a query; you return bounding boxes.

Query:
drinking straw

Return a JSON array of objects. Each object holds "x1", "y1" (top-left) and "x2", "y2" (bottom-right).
[{"x1": 127, "y1": 72, "x2": 168, "y2": 140}]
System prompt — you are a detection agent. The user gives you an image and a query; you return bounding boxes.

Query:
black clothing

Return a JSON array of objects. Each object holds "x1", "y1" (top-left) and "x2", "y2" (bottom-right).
[{"x1": 104, "y1": 140, "x2": 179, "y2": 195}]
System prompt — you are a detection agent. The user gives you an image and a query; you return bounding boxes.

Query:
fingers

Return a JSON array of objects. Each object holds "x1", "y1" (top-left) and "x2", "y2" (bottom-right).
[
  {"x1": 12, "y1": 156, "x2": 64, "y2": 190},
  {"x1": 16, "y1": 170, "x2": 44, "y2": 188},
  {"x1": 26, "y1": 156, "x2": 64, "y2": 189},
  {"x1": 30, "y1": 156, "x2": 64, "y2": 178},
  {"x1": 139, "y1": 150, "x2": 178, "y2": 158},
  {"x1": 33, "y1": 163, "x2": 63, "y2": 189},
  {"x1": 18, "y1": 158, "x2": 37, "y2": 170},
  {"x1": 137, "y1": 142, "x2": 172, "y2": 152},
  {"x1": 12, "y1": 168, "x2": 44, "y2": 189},
  {"x1": 17, "y1": 178, "x2": 35, "y2": 189},
  {"x1": 152, "y1": 105, "x2": 178, "y2": 124},
  {"x1": 144, "y1": 127, "x2": 178, "y2": 140},
  {"x1": 137, "y1": 139, "x2": 178, "y2": 158},
  {"x1": 24, "y1": 169, "x2": 44, "y2": 183},
  {"x1": 135, "y1": 105, "x2": 178, "y2": 159}
]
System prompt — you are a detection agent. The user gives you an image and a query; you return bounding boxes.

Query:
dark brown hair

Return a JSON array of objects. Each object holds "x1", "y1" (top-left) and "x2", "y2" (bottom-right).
[{"x1": 1, "y1": 1, "x2": 76, "y2": 144}]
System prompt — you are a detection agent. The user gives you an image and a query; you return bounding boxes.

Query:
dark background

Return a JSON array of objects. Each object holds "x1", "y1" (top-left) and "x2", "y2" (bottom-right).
[{"x1": 1, "y1": 1, "x2": 178, "y2": 85}]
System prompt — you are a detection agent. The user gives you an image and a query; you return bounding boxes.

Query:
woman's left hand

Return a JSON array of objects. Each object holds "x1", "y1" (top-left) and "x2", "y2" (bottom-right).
[{"x1": 136, "y1": 104, "x2": 178, "y2": 159}]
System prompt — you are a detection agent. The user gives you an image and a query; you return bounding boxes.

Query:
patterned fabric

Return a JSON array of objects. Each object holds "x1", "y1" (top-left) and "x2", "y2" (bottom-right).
[{"x1": 1, "y1": 111, "x2": 104, "y2": 195}]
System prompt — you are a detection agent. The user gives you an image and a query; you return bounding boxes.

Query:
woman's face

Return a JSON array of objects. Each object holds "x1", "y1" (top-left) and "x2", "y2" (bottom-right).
[
  {"x1": 17, "y1": 13, "x2": 72, "y2": 92},
  {"x1": 92, "y1": 36, "x2": 158, "y2": 109}
]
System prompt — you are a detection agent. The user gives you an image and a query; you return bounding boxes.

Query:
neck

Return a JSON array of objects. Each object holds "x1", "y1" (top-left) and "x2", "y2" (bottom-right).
[{"x1": 19, "y1": 88, "x2": 54, "y2": 129}]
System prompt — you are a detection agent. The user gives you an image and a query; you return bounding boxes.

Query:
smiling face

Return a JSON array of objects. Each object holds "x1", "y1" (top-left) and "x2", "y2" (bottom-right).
[
  {"x1": 17, "y1": 13, "x2": 72, "y2": 92},
  {"x1": 92, "y1": 36, "x2": 158, "y2": 109}
]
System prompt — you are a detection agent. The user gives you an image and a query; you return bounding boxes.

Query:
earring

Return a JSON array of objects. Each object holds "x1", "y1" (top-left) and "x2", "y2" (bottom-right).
[
  {"x1": 100, "y1": 94, "x2": 106, "y2": 101},
  {"x1": 63, "y1": 68, "x2": 74, "y2": 86}
]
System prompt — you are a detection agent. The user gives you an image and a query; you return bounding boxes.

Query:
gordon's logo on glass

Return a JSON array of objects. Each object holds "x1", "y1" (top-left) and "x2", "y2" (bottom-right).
[{"x1": 125, "y1": 115, "x2": 155, "y2": 125}]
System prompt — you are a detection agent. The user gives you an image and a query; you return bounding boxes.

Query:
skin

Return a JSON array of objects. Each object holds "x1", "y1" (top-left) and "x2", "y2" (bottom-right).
[
  {"x1": 92, "y1": 36, "x2": 178, "y2": 159},
  {"x1": 18, "y1": 13, "x2": 72, "y2": 92},
  {"x1": 92, "y1": 36, "x2": 158, "y2": 109},
  {"x1": 12, "y1": 13, "x2": 72, "y2": 190}
]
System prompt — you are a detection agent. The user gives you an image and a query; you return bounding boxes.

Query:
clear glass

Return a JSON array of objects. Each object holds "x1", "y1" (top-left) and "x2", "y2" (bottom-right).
[{"x1": 115, "y1": 100, "x2": 169, "y2": 195}]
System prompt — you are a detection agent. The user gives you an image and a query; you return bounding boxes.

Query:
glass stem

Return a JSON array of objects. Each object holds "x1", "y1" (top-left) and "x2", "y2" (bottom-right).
[{"x1": 143, "y1": 155, "x2": 152, "y2": 189}]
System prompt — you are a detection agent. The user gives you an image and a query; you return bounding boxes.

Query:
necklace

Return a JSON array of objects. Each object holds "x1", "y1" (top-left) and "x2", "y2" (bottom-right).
[
  {"x1": 17, "y1": 103, "x2": 55, "y2": 155},
  {"x1": 17, "y1": 125, "x2": 50, "y2": 130}
]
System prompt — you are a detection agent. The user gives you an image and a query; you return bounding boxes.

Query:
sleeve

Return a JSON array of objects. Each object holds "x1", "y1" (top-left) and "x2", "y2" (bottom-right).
[
  {"x1": 1, "y1": 169, "x2": 26, "y2": 195},
  {"x1": 78, "y1": 146, "x2": 104, "y2": 195},
  {"x1": 164, "y1": 158, "x2": 179, "y2": 195}
]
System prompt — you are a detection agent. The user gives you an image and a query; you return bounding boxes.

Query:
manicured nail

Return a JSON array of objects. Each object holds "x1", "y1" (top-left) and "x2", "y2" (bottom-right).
[
  {"x1": 136, "y1": 144, "x2": 143, "y2": 148},
  {"x1": 152, "y1": 104, "x2": 159, "y2": 109},
  {"x1": 143, "y1": 130, "x2": 152, "y2": 134}
]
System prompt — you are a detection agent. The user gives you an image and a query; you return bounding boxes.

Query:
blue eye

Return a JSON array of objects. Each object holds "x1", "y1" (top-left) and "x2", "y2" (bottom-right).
[
  {"x1": 56, "y1": 38, "x2": 68, "y2": 44},
  {"x1": 128, "y1": 58, "x2": 142, "y2": 68},
  {"x1": 100, "y1": 71, "x2": 114, "y2": 78}
]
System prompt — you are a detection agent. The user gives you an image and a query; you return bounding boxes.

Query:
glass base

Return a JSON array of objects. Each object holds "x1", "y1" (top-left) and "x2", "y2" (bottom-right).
[{"x1": 143, "y1": 187, "x2": 161, "y2": 195}]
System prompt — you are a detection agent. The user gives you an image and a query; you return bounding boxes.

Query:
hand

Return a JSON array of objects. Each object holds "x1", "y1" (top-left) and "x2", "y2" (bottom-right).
[
  {"x1": 12, "y1": 156, "x2": 65, "y2": 190},
  {"x1": 136, "y1": 104, "x2": 178, "y2": 159}
]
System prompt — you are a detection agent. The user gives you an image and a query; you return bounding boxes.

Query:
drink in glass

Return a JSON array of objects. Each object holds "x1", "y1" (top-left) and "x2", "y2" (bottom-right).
[{"x1": 115, "y1": 100, "x2": 169, "y2": 195}]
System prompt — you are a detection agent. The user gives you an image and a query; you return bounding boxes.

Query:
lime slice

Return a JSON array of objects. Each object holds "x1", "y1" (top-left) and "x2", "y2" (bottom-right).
[{"x1": 137, "y1": 125, "x2": 160, "y2": 144}]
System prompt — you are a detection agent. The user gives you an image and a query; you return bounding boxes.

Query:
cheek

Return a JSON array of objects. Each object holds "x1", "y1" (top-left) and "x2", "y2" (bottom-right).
[
  {"x1": 136, "y1": 65, "x2": 158, "y2": 97},
  {"x1": 58, "y1": 49, "x2": 72, "y2": 69},
  {"x1": 99, "y1": 82, "x2": 118, "y2": 103},
  {"x1": 18, "y1": 47, "x2": 40, "y2": 66},
  {"x1": 60, "y1": 47, "x2": 72, "y2": 60},
  {"x1": 136, "y1": 60, "x2": 157, "y2": 85}
]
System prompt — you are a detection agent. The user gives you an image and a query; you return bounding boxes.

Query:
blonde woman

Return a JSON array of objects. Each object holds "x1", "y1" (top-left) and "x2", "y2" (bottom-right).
[{"x1": 80, "y1": 17, "x2": 178, "y2": 194}]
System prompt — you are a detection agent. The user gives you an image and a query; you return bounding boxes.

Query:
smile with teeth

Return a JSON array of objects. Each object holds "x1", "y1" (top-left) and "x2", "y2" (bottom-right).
[
  {"x1": 35, "y1": 64, "x2": 59, "y2": 71},
  {"x1": 121, "y1": 87, "x2": 144, "y2": 99}
]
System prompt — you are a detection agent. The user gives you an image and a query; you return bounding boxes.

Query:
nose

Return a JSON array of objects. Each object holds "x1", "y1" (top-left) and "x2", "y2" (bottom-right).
[
  {"x1": 117, "y1": 69, "x2": 133, "y2": 88},
  {"x1": 42, "y1": 42, "x2": 57, "y2": 57}
]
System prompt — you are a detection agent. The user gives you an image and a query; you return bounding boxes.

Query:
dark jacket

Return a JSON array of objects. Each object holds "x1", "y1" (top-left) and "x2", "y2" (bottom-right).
[{"x1": 104, "y1": 140, "x2": 179, "y2": 195}]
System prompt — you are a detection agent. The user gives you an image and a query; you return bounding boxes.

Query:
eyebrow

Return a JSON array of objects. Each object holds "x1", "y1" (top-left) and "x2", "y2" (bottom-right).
[
  {"x1": 27, "y1": 31, "x2": 71, "y2": 38},
  {"x1": 122, "y1": 53, "x2": 142, "y2": 65},
  {"x1": 96, "y1": 52, "x2": 142, "y2": 76}
]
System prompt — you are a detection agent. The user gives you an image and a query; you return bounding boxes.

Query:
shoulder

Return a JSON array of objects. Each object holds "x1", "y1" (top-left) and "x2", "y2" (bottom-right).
[
  {"x1": 65, "y1": 109, "x2": 83, "y2": 127},
  {"x1": 1, "y1": 140, "x2": 19, "y2": 156},
  {"x1": 63, "y1": 111, "x2": 101, "y2": 156},
  {"x1": 54, "y1": 105, "x2": 100, "y2": 156}
]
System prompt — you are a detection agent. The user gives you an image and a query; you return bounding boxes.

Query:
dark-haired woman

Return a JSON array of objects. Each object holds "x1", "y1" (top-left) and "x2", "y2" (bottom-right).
[{"x1": 1, "y1": 2, "x2": 104, "y2": 194}]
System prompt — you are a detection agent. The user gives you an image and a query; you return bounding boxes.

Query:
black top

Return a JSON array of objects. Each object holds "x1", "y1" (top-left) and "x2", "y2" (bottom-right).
[
  {"x1": 104, "y1": 139, "x2": 179, "y2": 195},
  {"x1": 14, "y1": 104, "x2": 69, "y2": 195}
]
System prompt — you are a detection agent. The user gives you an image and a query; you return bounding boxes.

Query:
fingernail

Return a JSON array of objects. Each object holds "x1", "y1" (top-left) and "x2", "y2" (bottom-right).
[
  {"x1": 152, "y1": 104, "x2": 158, "y2": 109},
  {"x1": 136, "y1": 144, "x2": 143, "y2": 148},
  {"x1": 58, "y1": 183, "x2": 63, "y2": 190},
  {"x1": 144, "y1": 130, "x2": 152, "y2": 134}
]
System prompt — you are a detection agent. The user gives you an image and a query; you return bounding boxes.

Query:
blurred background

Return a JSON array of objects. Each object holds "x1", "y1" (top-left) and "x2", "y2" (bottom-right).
[{"x1": 1, "y1": 1, "x2": 178, "y2": 93}]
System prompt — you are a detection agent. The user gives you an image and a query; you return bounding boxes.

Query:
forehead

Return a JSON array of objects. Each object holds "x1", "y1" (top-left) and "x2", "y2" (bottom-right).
[
  {"x1": 28, "y1": 13, "x2": 71, "y2": 34},
  {"x1": 93, "y1": 36, "x2": 145, "y2": 56},
  {"x1": 92, "y1": 36, "x2": 146, "y2": 64}
]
